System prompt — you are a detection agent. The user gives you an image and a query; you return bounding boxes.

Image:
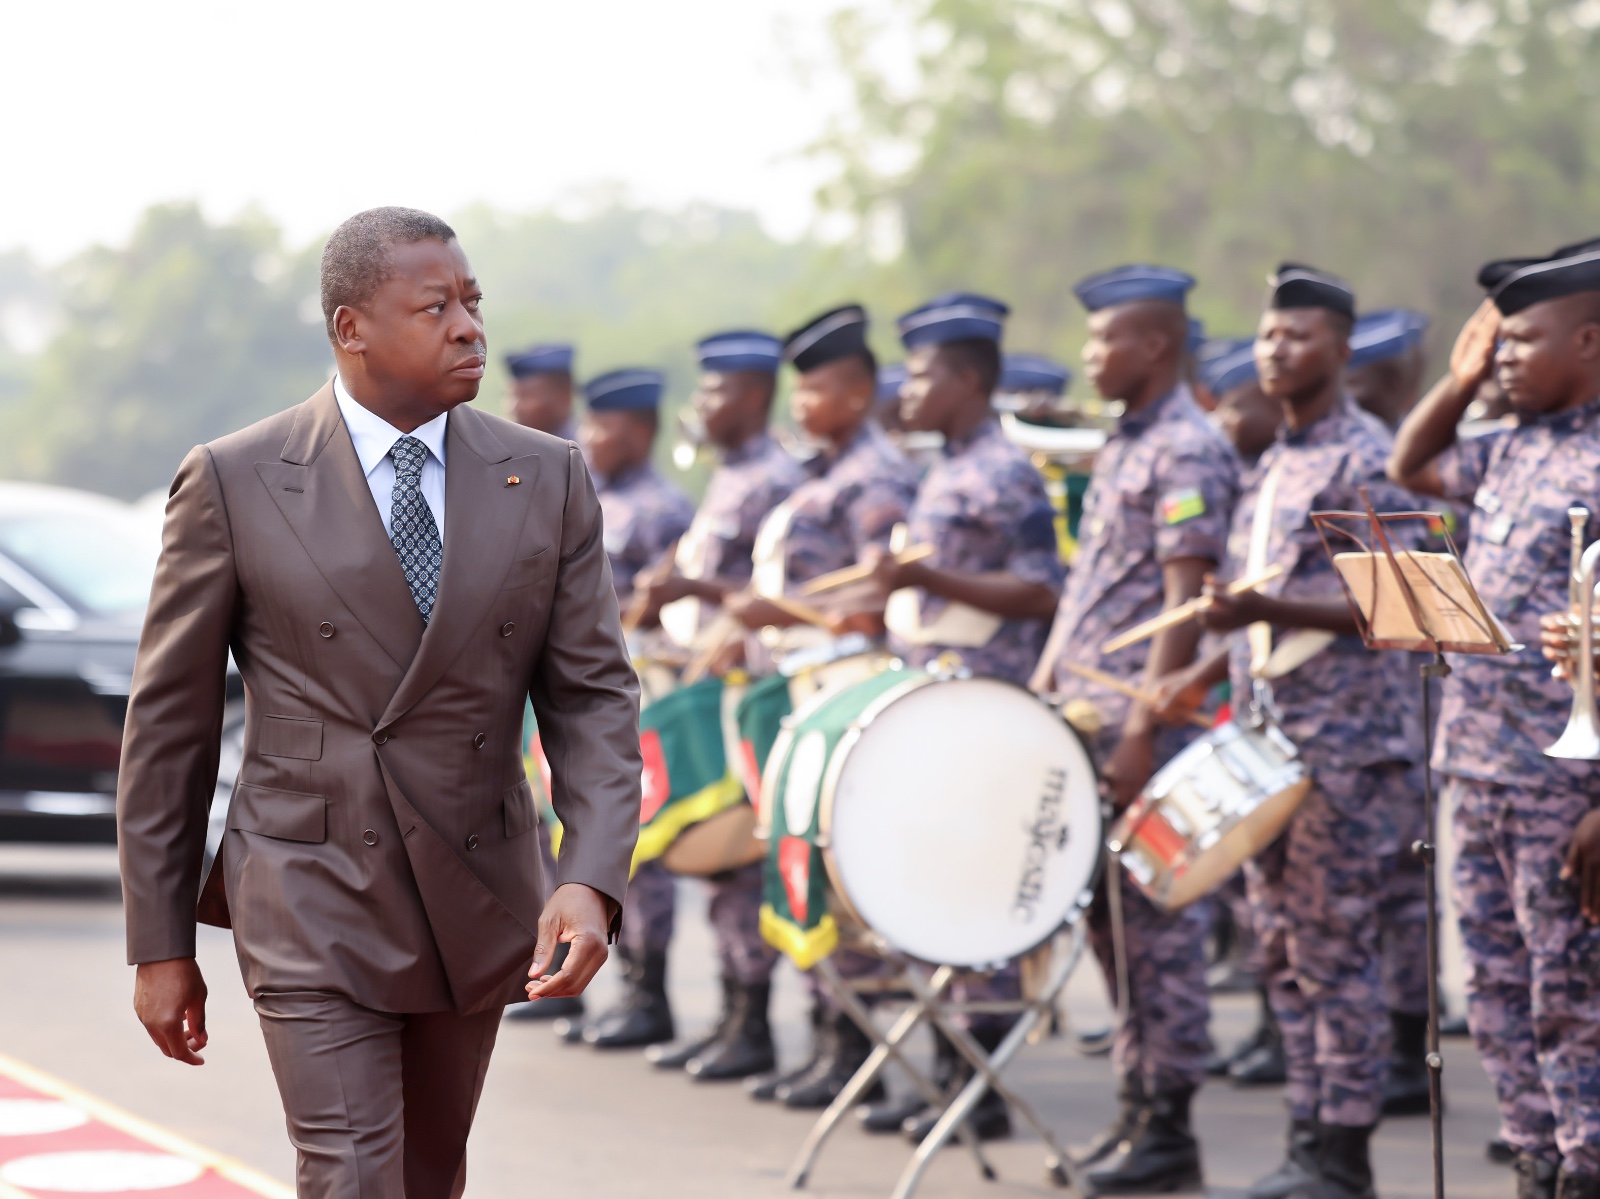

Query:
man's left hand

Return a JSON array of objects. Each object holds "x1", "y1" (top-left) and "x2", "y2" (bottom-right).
[
  {"x1": 1563, "y1": 809, "x2": 1600, "y2": 923},
  {"x1": 1100, "y1": 729, "x2": 1155, "y2": 813},
  {"x1": 527, "y1": 883, "x2": 612, "y2": 1000}
]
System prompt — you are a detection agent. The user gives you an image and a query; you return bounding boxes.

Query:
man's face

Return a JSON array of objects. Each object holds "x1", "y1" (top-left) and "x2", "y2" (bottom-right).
[
  {"x1": 510, "y1": 374, "x2": 573, "y2": 434},
  {"x1": 1214, "y1": 380, "x2": 1281, "y2": 460},
  {"x1": 791, "y1": 357, "x2": 871, "y2": 442},
  {"x1": 340, "y1": 238, "x2": 485, "y2": 415},
  {"x1": 579, "y1": 410, "x2": 652, "y2": 479},
  {"x1": 899, "y1": 345, "x2": 970, "y2": 433},
  {"x1": 1494, "y1": 298, "x2": 1600, "y2": 416},
  {"x1": 1083, "y1": 305, "x2": 1156, "y2": 401},
  {"x1": 1255, "y1": 308, "x2": 1346, "y2": 402},
  {"x1": 692, "y1": 370, "x2": 768, "y2": 448}
]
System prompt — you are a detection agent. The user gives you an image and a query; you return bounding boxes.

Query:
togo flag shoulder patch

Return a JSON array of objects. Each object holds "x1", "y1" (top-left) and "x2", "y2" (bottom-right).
[{"x1": 1160, "y1": 487, "x2": 1207, "y2": 525}]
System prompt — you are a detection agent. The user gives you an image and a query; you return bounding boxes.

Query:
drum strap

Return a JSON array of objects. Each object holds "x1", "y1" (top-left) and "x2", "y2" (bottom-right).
[{"x1": 1245, "y1": 457, "x2": 1335, "y2": 680}]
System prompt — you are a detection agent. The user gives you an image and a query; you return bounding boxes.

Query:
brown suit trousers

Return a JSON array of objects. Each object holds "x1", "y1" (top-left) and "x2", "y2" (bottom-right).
[{"x1": 117, "y1": 384, "x2": 641, "y2": 1195}]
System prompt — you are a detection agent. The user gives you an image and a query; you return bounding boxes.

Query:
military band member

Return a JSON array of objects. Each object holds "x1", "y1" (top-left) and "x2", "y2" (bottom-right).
[
  {"x1": 1346, "y1": 309, "x2": 1430, "y2": 431},
  {"x1": 862, "y1": 292, "x2": 1065, "y2": 1142},
  {"x1": 1029, "y1": 265, "x2": 1239, "y2": 1196},
  {"x1": 1391, "y1": 241, "x2": 1600, "y2": 1199},
  {"x1": 1201, "y1": 338, "x2": 1281, "y2": 467},
  {"x1": 630, "y1": 330, "x2": 808, "y2": 1082},
  {"x1": 504, "y1": 342, "x2": 578, "y2": 439},
  {"x1": 722, "y1": 304, "x2": 920, "y2": 1110},
  {"x1": 1157, "y1": 265, "x2": 1423, "y2": 1199}
]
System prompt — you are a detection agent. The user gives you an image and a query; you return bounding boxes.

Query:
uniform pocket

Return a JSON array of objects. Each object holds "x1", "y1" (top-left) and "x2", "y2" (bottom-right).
[
  {"x1": 501, "y1": 548, "x2": 553, "y2": 591},
  {"x1": 228, "y1": 783, "x2": 327, "y2": 843},
  {"x1": 258, "y1": 716, "x2": 324, "y2": 761},
  {"x1": 503, "y1": 777, "x2": 537, "y2": 838}
]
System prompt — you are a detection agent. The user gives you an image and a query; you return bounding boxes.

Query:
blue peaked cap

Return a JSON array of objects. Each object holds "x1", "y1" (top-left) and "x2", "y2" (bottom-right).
[
  {"x1": 1195, "y1": 337, "x2": 1258, "y2": 396},
  {"x1": 876, "y1": 363, "x2": 907, "y2": 403},
  {"x1": 505, "y1": 343, "x2": 574, "y2": 378},
  {"x1": 1000, "y1": 353, "x2": 1072, "y2": 397},
  {"x1": 584, "y1": 368, "x2": 664, "y2": 412},
  {"x1": 1073, "y1": 265, "x2": 1195, "y2": 313},
  {"x1": 1347, "y1": 309, "x2": 1430, "y2": 371},
  {"x1": 695, "y1": 330, "x2": 782, "y2": 374},
  {"x1": 897, "y1": 292, "x2": 1009, "y2": 349}
]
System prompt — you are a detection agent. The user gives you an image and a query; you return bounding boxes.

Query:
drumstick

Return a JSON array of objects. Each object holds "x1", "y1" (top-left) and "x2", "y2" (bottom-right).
[
  {"x1": 1060, "y1": 662, "x2": 1215, "y2": 730},
  {"x1": 1098, "y1": 565, "x2": 1285, "y2": 655},
  {"x1": 761, "y1": 593, "x2": 835, "y2": 628},
  {"x1": 797, "y1": 544, "x2": 936, "y2": 596}
]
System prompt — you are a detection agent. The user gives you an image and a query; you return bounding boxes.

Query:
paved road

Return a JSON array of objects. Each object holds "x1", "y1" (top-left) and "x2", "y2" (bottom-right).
[{"x1": 0, "y1": 844, "x2": 1509, "y2": 1198}]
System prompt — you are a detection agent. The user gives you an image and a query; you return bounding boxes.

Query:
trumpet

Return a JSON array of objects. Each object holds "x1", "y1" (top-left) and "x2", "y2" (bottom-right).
[
  {"x1": 1545, "y1": 506, "x2": 1600, "y2": 760},
  {"x1": 671, "y1": 408, "x2": 707, "y2": 471}
]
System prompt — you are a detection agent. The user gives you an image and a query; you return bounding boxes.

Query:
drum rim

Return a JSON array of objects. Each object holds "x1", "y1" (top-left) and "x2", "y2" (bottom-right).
[{"x1": 817, "y1": 670, "x2": 1105, "y2": 969}]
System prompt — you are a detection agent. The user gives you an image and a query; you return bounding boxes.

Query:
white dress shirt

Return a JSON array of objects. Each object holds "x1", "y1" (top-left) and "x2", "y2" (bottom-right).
[{"x1": 333, "y1": 375, "x2": 448, "y2": 543}]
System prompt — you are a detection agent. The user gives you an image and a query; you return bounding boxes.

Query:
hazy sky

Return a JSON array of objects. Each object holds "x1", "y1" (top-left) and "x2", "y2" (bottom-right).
[{"x1": 3, "y1": 0, "x2": 871, "y2": 261}]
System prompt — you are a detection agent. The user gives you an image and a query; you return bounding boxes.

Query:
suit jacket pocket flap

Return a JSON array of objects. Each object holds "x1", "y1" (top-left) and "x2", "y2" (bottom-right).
[
  {"x1": 501, "y1": 547, "x2": 553, "y2": 591},
  {"x1": 259, "y1": 715, "x2": 324, "y2": 760},
  {"x1": 503, "y1": 778, "x2": 537, "y2": 838},
  {"x1": 229, "y1": 783, "x2": 327, "y2": 843}
]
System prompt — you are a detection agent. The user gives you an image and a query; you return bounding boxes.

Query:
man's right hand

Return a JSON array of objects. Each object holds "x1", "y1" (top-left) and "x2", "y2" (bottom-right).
[
  {"x1": 1149, "y1": 664, "x2": 1211, "y2": 728},
  {"x1": 134, "y1": 958, "x2": 208, "y2": 1066},
  {"x1": 1449, "y1": 299, "x2": 1500, "y2": 387}
]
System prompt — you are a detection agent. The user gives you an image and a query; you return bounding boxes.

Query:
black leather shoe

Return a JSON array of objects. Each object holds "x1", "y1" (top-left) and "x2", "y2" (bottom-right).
[
  {"x1": 647, "y1": 976, "x2": 734, "y2": 1070},
  {"x1": 1286, "y1": 1122, "x2": 1375, "y2": 1199},
  {"x1": 1516, "y1": 1152, "x2": 1559, "y2": 1199},
  {"x1": 1490, "y1": 1140, "x2": 1518, "y2": 1165},
  {"x1": 902, "y1": 1086, "x2": 1011, "y2": 1144},
  {"x1": 506, "y1": 995, "x2": 584, "y2": 1022},
  {"x1": 1229, "y1": 1023, "x2": 1287, "y2": 1086},
  {"x1": 749, "y1": 1005, "x2": 827, "y2": 1101},
  {"x1": 1083, "y1": 1086, "x2": 1201, "y2": 1196},
  {"x1": 1247, "y1": 1118, "x2": 1318, "y2": 1199},
  {"x1": 857, "y1": 1028, "x2": 954, "y2": 1133},
  {"x1": 1071, "y1": 1077, "x2": 1147, "y2": 1167},
  {"x1": 1216, "y1": 987, "x2": 1278, "y2": 1079},
  {"x1": 584, "y1": 951, "x2": 674, "y2": 1049},
  {"x1": 686, "y1": 981, "x2": 777, "y2": 1081},
  {"x1": 552, "y1": 1014, "x2": 588, "y2": 1043},
  {"x1": 1380, "y1": 1010, "x2": 1433, "y2": 1116},
  {"x1": 1557, "y1": 1170, "x2": 1600, "y2": 1199},
  {"x1": 780, "y1": 1012, "x2": 881, "y2": 1109}
]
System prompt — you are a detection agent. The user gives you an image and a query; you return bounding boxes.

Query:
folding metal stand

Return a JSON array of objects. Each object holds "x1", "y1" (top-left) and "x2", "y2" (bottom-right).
[{"x1": 785, "y1": 920, "x2": 1090, "y2": 1199}]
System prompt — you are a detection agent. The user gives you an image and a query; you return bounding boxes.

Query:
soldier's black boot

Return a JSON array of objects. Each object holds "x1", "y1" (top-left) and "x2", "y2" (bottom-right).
[
  {"x1": 1288, "y1": 1122, "x2": 1376, "y2": 1199},
  {"x1": 1379, "y1": 1009, "x2": 1433, "y2": 1116},
  {"x1": 556, "y1": 945, "x2": 637, "y2": 1043},
  {"x1": 1556, "y1": 1170, "x2": 1600, "y2": 1199},
  {"x1": 857, "y1": 1027, "x2": 957, "y2": 1134},
  {"x1": 506, "y1": 994, "x2": 584, "y2": 1022},
  {"x1": 1515, "y1": 1152, "x2": 1559, "y2": 1199},
  {"x1": 646, "y1": 976, "x2": 733, "y2": 1070},
  {"x1": 749, "y1": 1001, "x2": 827, "y2": 1101},
  {"x1": 583, "y1": 950, "x2": 674, "y2": 1049},
  {"x1": 901, "y1": 1025, "x2": 1012, "y2": 1145},
  {"x1": 1247, "y1": 1118, "x2": 1320, "y2": 1199},
  {"x1": 686, "y1": 980, "x2": 777, "y2": 1081},
  {"x1": 1071, "y1": 1075, "x2": 1147, "y2": 1167},
  {"x1": 1083, "y1": 1086, "x2": 1202, "y2": 1196},
  {"x1": 780, "y1": 1011, "x2": 884, "y2": 1109},
  {"x1": 1230, "y1": 993, "x2": 1287, "y2": 1086}
]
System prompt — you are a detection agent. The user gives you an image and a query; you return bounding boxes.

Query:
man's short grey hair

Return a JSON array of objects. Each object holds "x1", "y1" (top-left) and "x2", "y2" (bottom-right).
[{"x1": 319, "y1": 206, "x2": 457, "y2": 339}]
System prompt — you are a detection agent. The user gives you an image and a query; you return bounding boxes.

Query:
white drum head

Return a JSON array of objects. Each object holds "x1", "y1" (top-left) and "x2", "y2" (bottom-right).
[{"x1": 823, "y1": 677, "x2": 1100, "y2": 967}]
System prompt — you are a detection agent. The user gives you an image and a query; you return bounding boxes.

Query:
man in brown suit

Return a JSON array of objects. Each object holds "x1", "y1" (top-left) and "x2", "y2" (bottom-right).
[{"x1": 117, "y1": 207, "x2": 641, "y2": 1197}]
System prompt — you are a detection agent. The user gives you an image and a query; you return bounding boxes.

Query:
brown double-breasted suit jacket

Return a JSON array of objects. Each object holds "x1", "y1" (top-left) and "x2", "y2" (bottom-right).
[{"x1": 117, "y1": 383, "x2": 641, "y2": 1014}]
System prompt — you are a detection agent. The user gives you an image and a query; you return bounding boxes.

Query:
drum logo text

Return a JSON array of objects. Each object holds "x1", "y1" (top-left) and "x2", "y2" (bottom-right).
[{"x1": 1013, "y1": 766, "x2": 1070, "y2": 923}]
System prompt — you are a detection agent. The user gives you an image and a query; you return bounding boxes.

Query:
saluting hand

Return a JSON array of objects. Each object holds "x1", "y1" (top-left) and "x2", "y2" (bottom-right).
[
  {"x1": 1563, "y1": 809, "x2": 1600, "y2": 923},
  {"x1": 1450, "y1": 299, "x2": 1501, "y2": 388},
  {"x1": 527, "y1": 883, "x2": 612, "y2": 1002}
]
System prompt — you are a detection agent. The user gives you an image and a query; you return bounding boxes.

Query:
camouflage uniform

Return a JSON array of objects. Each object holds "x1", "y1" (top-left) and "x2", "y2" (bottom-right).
[
  {"x1": 682, "y1": 433, "x2": 808, "y2": 984},
  {"x1": 890, "y1": 416, "x2": 1065, "y2": 1027},
  {"x1": 1429, "y1": 396, "x2": 1600, "y2": 1172},
  {"x1": 1224, "y1": 397, "x2": 1423, "y2": 1127},
  {"x1": 1045, "y1": 384, "x2": 1240, "y2": 1093}
]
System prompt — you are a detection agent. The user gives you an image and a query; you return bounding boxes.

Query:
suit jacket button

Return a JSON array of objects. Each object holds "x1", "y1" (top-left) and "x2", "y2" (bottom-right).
[
  {"x1": 373, "y1": 732, "x2": 388, "y2": 745},
  {"x1": 319, "y1": 622, "x2": 335, "y2": 638},
  {"x1": 362, "y1": 829, "x2": 379, "y2": 846},
  {"x1": 473, "y1": 732, "x2": 487, "y2": 749},
  {"x1": 500, "y1": 622, "x2": 515, "y2": 637},
  {"x1": 466, "y1": 834, "x2": 480, "y2": 850}
]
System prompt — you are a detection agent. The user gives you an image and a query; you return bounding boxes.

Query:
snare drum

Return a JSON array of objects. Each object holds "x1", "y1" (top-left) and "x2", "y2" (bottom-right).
[
  {"x1": 1109, "y1": 720, "x2": 1311, "y2": 911},
  {"x1": 777, "y1": 633, "x2": 896, "y2": 709},
  {"x1": 761, "y1": 667, "x2": 1101, "y2": 969}
]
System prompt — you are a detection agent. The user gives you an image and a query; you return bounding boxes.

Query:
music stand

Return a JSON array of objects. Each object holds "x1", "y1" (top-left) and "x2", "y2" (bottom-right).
[{"x1": 1311, "y1": 489, "x2": 1515, "y2": 1199}]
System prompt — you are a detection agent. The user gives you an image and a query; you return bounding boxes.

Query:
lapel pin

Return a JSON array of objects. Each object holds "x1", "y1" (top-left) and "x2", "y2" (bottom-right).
[{"x1": 506, "y1": 475, "x2": 520, "y2": 486}]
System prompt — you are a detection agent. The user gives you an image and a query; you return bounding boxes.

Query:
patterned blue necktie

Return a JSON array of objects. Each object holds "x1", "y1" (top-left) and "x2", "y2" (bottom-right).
[{"x1": 388, "y1": 436, "x2": 442, "y2": 622}]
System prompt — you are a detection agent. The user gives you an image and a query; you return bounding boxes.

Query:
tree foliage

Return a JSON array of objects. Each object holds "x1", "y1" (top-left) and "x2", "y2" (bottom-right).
[{"x1": 820, "y1": 0, "x2": 1600, "y2": 356}]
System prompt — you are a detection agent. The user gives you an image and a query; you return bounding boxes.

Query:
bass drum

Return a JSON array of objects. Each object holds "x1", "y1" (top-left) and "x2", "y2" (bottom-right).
[{"x1": 766, "y1": 669, "x2": 1101, "y2": 969}]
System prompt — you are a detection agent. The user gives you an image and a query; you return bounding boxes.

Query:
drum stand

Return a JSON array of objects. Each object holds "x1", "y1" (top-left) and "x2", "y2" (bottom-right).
[{"x1": 785, "y1": 921, "x2": 1090, "y2": 1199}]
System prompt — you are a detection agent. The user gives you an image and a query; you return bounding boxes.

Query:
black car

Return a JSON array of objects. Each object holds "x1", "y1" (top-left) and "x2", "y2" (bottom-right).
[{"x1": 0, "y1": 483, "x2": 243, "y2": 857}]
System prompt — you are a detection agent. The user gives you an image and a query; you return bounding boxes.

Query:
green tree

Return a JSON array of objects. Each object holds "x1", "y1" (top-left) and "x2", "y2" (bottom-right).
[
  {"x1": 0, "y1": 203, "x2": 328, "y2": 498},
  {"x1": 820, "y1": 0, "x2": 1600, "y2": 360}
]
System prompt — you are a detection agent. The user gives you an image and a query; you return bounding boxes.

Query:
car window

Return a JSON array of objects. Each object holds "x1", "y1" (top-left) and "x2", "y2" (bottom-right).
[{"x1": 0, "y1": 508, "x2": 161, "y2": 615}]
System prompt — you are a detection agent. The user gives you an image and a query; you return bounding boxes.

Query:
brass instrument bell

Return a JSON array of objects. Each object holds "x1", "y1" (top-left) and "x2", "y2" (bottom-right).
[{"x1": 1546, "y1": 506, "x2": 1600, "y2": 760}]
